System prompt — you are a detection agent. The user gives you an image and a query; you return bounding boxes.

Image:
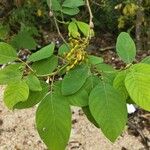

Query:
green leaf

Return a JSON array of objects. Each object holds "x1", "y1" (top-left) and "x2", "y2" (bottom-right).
[
  {"x1": 125, "y1": 63, "x2": 150, "y2": 111},
  {"x1": 4, "y1": 80, "x2": 29, "y2": 109},
  {"x1": 0, "y1": 64, "x2": 23, "y2": 85},
  {"x1": 14, "y1": 82, "x2": 48, "y2": 109},
  {"x1": 32, "y1": 55, "x2": 58, "y2": 76},
  {"x1": 58, "y1": 43, "x2": 70, "y2": 56},
  {"x1": 25, "y1": 74, "x2": 42, "y2": 91},
  {"x1": 88, "y1": 55, "x2": 103, "y2": 65},
  {"x1": 89, "y1": 83, "x2": 127, "y2": 142},
  {"x1": 54, "y1": 81, "x2": 88, "y2": 107},
  {"x1": 62, "y1": 0, "x2": 85, "y2": 8},
  {"x1": 0, "y1": 42, "x2": 17, "y2": 64},
  {"x1": 11, "y1": 30, "x2": 37, "y2": 50},
  {"x1": 116, "y1": 32, "x2": 136, "y2": 64},
  {"x1": 141, "y1": 56, "x2": 150, "y2": 64},
  {"x1": 36, "y1": 93, "x2": 71, "y2": 150},
  {"x1": 62, "y1": 64, "x2": 89, "y2": 95},
  {"x1": 47, "y1": 0, "x2": 62, "y2": 11},
  {"x1": 82, "y1": 106, "x2": 99, "y2": 128},
  {"x1": 95, "y1": 63, "x2": 117, "y2": 84},
  {"x1": 113, "y1": 70, "x2": 128, "y2": 100},
  {"x1": 28, "y1": 43, "x2": 55, "y2": 62},
  {"x1": 62, "y1": 7, "x2": 80, "y2": 16},
  {"x1": 68, "y1": 22, "x2": 80, "y2": 38},
  {"x1": 76, "y1": 21, "x2": 90, "y2": 37},
  {"x1": 0, "y1": 24, "x2": 9, "y2": 40}
]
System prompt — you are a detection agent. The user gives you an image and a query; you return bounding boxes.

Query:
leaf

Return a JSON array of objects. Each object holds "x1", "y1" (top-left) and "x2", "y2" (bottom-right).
[
  {"x1": 54, "y1": 81, "x2": 88, "y2": 107},
  {"x1": 125, "y1": 63, "x2": 150, "y2": 111},
  {"x1": 95, "y1": 63, "x2": 117, "y2": 84},
  {"x1": 62, "y1": 7, "x2": 80, "y2": 16},
  {"x1": 58, "y1": 43, "x2": 70, "y2": 56},
  {"x1": 89, "y1": 83, "x2": 127, "y2": 142},
  {"x1": 28, "y1": 43, "x2": 55, "y2": 62},
  {"x1": 88, "y1": 55, "x2": 103, "y2": 65},
  {"x1": 141, "y1": 56, "x2": 150, "y2": 64},
  {"x1": 76, "y1": 21, "x2": 90, "y2": 37},
  {"x1": 11, "y1": 30, "x2": 37, "y2": 50},
  {"x1": 47, "y1": 0, "x2": 62, "y2": 11},
  {"x1": 0, "y1": 64, "x2": 23, "y2": 85},
  {"x1": 14, "y1": 82, "x2": 49, "y2": 109},
  {"x1": 25, "y1": 74, "x2": 42, "y2": 91},
  {"x1": 4, "y1": 80, "x2": 29, "y2": 109},
  {"x1": 0, "y1": 42, "x2": 17, "y2": 64},
  {"x1": 32, "y1": 55, "x2": 58, "y2": 76},
  {"x1": 82, "y1": 106, "x2": 99, "y2": 128},
  {"x1": 62, "y1": 0, "x2": 85, "y2": 8},
  {"x1": 62, "y1": 64, "x2": 89, "y2": 95},
  {"x1": 113, "y1": 70, "x2": 128, "y2": 100},
  {"x1": 116, "y1": 32, "x2": 136, "y2": 64},
  {"x1": 36, "y1": 93, "x2": 71, "y2": 150},
  {"x1": 68, "y1": 22, "x2": 80, "y2": 38}
]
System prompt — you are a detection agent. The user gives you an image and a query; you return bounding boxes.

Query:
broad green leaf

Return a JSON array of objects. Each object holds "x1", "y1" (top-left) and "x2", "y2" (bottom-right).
[
  {"x1": 4, "y1": 80, "x2": 29, "y2": 109},
  {"x1": 68, "y1": 22, "x2": 80, "y2": 38},
  {"x1": 62, "y1": 0, "x2": 85, "y2": 8},
  {"x1": 25, "y1": 74, "x2": 42, "y2": 91},
  {"x1": 0, "y1": 64, "x2": 23, "y2": 85},
  {"x1": 11, "y1": 30, "x2": 37, "y2": 50},
  {"x1": 62, "y1": 7, "x2": 80, "y2": 16},
  {"x1": 125, "y1": 63, "x2": 150, "y2": 111},
  {"x1": 54, "y1": 81, "x2": 88, "y2": 107},
  {"x1": 58, "y1": 43, "x2": 70, "y2": 56},
  {"x1": 76, "y1": 21, "x2": 90, "y2": 37},
  {"x1": 82, "y1": 106, "x2": 99, "y2": 128},
  {"x1": 14, "y1": 82, "x2": 49, "y2": 109},
  {"x1": 36, "y1": 93, "x2": 71, "y2": 150},
  {"x1": 88, "y1": 55, "x2": 103, "y2": 65},
  {"x1": 116, "y1": 32, "x2": 136, "y2": 64},
  {"x1": 28, "y1": 43, "x2": 55, "y2": 62},
  {"x1": 113, "y1": 70, "x2": 128, "y2": 100},
  {"x1": 0, "y1": 42, "x2": 17, "y2": 64},
  {"x1": 141, "y1": 56, "x2": 150, "y2": 64},
  {"x1": 62, "y1": 64, "x2": 89, "y2": 95},
  {"x1": 89, "y1": 83, "x2": 127, "y2": 142},
  {"x1": 47, "y1": 0, "x2": 62, "y2": 11},
  {"x1": 32, "y1": 55, "x2": 58, "y2": 76}
]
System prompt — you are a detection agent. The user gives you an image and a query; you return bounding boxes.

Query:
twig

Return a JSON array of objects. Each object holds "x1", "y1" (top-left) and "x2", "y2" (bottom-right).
[{"x1": 99, "y1": 46, "x2": 115, "y2": 51}]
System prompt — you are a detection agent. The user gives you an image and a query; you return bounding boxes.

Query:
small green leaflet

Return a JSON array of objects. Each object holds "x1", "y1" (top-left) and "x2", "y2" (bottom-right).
[
  {"x1": 88, "y1": 55, "x2": 103, "y2": 65},
  {"x1": 62, "y1": 64, "x2": 90, "y2": 95},
  {"x1": 28, "y1": 43, "x2": 55, "y2": 62},
  {"x1": 62, "y1": 0, "x2": 85, "y2": 8},
  {"x1": 0, "y1": 64, "x2": 23, "y2": 85},
  {"x1": 25, "y1": 74, "x2": 42, "y2": 91},
  {"x1": 14, "y1": 82, "x2": 49, "y2": 109},
  {"x1": 47, "y1": 0, "x2": 62, "y2": 11},
  {"x1": 62, "y1": 7, "x2": 80, "y2": 16},
  {"x1": 116, "y1": 32, "x2": 136, "y2": 64},
  {"x1": 89, "y1": 82, "x2": 127, "y2": 142},
  {"x1": 68, "y1": 22, "x2": 80, "y2": 38},
  {"x1": 125, "y1": 63, "x2": 150, "y2": 111},
  {"x1": 36, "y1": 93, "x2": 71, "y2": 150},
  {"x1": 113, "y1": 70, "x2": 128, "y2": 100},
  {"x1": 4, "y1": 80, "x2": 29, "y2": 109},
  {"x1": 54, "y1": 81, "x2": 88, "y2": 107},
  {"x1": 0, "y1": 42, "x2": 17, "y2": 64},
  {"x1": 32, "y1": 55, "x2": 58, "y2": 76}
]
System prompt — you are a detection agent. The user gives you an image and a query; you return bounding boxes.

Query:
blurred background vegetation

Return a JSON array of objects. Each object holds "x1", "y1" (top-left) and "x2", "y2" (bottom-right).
[{"x1": 0, "y1": 0, "x2": 150, "y2": 50}]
